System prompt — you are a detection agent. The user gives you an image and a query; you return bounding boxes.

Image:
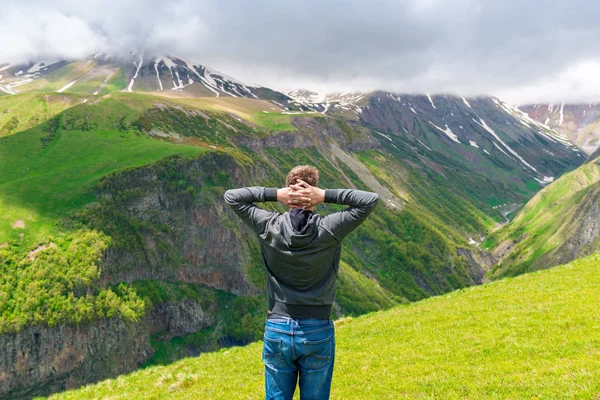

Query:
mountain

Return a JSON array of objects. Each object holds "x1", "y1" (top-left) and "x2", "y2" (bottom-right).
[
  {"x1": 0, "y1": 56, "x2": 303, "y2": 110},
  {"x1": 288, "y1": 90, "x2": 583, "y2": 197},
  {"x1": 484, "y1": 151, "x2": 600, "y2": 278},
  {"x1": 0, "y1": 56, "x2": 587, "y2": 398},
  {"x1": 44, "y1": 252, "x2": 600, "y2": 399},
  {"x1": 520, "y1": 102, "x2": 600, "y2": 155}
]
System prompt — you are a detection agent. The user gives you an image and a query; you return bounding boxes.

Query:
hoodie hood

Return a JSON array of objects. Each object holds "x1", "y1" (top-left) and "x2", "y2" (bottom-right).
[{"x1": 282, "y1": 208, "x2": 319, "y2": 248}]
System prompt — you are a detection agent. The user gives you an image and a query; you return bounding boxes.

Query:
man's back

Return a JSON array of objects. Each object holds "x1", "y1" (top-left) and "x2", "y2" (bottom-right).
[{"x1": 224, "y1": 186, "x2": 379, "y2": 319}]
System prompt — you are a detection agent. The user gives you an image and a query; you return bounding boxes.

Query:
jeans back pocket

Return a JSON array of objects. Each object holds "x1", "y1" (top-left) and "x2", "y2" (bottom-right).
[
  {"x1": 263, "y1": 335, "x2": 286, "y2": 368},
  {"x1": 303, "y1": 335, "x2": 332, "y2": 370}
]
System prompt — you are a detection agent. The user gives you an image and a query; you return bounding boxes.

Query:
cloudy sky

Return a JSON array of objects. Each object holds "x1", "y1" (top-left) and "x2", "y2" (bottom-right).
[{"x1": 3, "y1": 0, "x2": 600, "y2": 104}]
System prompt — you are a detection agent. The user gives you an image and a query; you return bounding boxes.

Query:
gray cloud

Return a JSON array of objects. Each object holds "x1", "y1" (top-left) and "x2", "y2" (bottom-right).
[{"x1": 3, "y1": 0, "x2": 600, "y2": 103}]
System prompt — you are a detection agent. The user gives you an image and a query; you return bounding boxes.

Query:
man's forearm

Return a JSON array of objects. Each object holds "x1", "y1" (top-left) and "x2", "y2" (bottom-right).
[
  {"x1": 224, "y1": 187, "x2": 277, "y2": 207},
  {"x1": 323, "y1": 189, "x2": 379, "y2": 209}
]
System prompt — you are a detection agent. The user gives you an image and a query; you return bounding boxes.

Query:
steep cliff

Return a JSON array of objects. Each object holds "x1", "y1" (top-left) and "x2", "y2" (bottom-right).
[
  {"x1": 486, "y1": 155, "x2": 600, "y2": 278},
  {"x1": 0, "y1": 294, "x2": 215, "y2": 399}
]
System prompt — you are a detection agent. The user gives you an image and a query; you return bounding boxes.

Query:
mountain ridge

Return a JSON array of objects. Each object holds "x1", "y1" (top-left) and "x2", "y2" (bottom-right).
[{"x1": 520, "y1": 102, "x2": 600, "y2": 155}]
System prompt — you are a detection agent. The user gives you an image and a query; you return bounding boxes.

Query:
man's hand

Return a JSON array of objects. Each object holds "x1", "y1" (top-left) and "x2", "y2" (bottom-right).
[
  {"x1": 277, "y1": 186, "x2": 311, "y2": 208},
  {"x1": 287, "y1": 179, "x2": 325, "y2": 209},
  {"x1": 277, "y1": 187, "x2": 309, "y2": 208},
  {"x1": 277, "y1": 180, "x2": 325, "y2": 209}
]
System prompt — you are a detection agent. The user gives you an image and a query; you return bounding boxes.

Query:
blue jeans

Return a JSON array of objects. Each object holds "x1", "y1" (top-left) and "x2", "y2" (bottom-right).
[{"x1": 263, "y1": 317, "x2": 335, "y2": 400}]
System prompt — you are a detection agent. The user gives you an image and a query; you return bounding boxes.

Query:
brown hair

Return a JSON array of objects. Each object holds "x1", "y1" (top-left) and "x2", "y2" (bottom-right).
[{"x1": 285, "y1": 165, "x2": 319, "y2": 187}]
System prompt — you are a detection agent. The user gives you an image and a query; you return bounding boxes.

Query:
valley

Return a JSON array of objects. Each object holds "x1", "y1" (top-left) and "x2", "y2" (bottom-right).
[{"x1": 0, "y1": 56, "x2": 597, "y2": 399}]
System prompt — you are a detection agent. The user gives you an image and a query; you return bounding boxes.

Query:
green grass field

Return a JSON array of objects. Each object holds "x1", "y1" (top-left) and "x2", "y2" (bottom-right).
[{"x1": 45, "y1": 252, "x2": 600, "y2": 400}]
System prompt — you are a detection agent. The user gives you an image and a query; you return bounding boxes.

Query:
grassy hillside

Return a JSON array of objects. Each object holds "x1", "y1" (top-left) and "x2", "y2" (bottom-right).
[
  {"x1": 46, "y1": 251, "x2": 600, "y2": 399},
  {"x1": 485, "y1": 155, "x2": 600, "y2": 278},
  {"x1": 0, "y1": 95, "x2": 206, "y2": 247},
  {"x1": 0, "y1": 93, "x2": 84, "y2": 136}
]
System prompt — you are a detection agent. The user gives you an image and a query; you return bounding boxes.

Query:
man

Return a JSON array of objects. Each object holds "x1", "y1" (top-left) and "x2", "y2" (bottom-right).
[{"x1": 224, "y1": 165, "x2": 379, "y2": 400}]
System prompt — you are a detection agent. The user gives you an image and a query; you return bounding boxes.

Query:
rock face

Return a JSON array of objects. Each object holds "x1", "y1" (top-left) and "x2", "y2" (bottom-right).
[
  {"x1": 534, "y1": 184, "x2": 600, "y2": 268},
  {"x1": 0, "y1": 318, "x2": 151, "y2": 400},
  {"x1": 149, "y1": 299, "x2": 215, "y2": 340},
  {"x1": 0, "y1": 152, "x2": 269, "y2": 399},
  {"x1": 358, "y1": 93, "x2": 582, "y2": 180},
  {"x1": 0, "y1": 299, "x2": 213, "y2": 399},
  {"x1": 91, "y1": 152, "x2": 262, "y2": 296},
  {"x1": 456, "y1": 247, "x2": 497, "y2": 283}
]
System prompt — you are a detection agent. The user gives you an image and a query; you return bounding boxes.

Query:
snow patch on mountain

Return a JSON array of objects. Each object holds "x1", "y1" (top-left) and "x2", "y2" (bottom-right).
[
  {"x1": 127, "y1": 55, "x2": 143, "y2": 93},
  {"x1": 429, "y1": 121, "x2": 460, "y2": 143},
  {"x1": 559, "y1": 101, "x2": 565, "y2": 126},
  {"x1": 57, "y1": 81, "x2": 77, "y2": 93},
  {"x1": 534, "y1": 176, "x2": 555, "y2": 184},
  {"x1": 154, "y1": 61, "x2": 163, "y2": 91},
  {"x1": 426, "y1": 94, "x2": 436, "y2": 109},
  {"x1": 375, "y1": 131, "x2": 394, "y2": 142},
  {"x1": 494, "y1": 97, "x2": 574, "y2": 147},
  {"x1": 416, "y1": 138, "x2": 432, "y2": 151},
  {"x1": 0, "y1": 86, "x2": 16, "y2": 95},
  {"x1": 474, "y1": 118, "x2": 538, "y2": 172}
]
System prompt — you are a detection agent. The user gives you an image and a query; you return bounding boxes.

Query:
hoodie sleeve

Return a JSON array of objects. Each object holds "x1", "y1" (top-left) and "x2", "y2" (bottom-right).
[
  {"x1": 224, "y1": 187, "x2": 279, "y2": 235},
  {"x1": 321, "y1": 189, "x2": 379, "y2": 240}
]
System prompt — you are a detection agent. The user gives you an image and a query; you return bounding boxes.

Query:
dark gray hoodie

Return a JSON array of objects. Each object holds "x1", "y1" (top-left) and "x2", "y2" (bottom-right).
[{"x1": 224, "y1": 187, "x2": 379, "y2": 319}]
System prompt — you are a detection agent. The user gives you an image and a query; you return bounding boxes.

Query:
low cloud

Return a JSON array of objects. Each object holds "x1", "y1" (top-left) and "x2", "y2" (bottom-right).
[{"x1": 3, "y1": 0, "x2": 600, "y2": 104}]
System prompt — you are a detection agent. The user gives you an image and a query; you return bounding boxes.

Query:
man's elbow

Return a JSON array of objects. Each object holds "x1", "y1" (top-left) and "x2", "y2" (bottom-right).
[{"x1": 223, "y1": 189, "x2": 236, "y2": 206}]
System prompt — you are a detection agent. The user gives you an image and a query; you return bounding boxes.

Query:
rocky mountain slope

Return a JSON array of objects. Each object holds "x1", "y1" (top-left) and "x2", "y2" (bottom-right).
[
  {"x1": 484, "y1": 152, "x2": 600, "y2": 278},
  {"x1": 0, "y1": 57, "x2": 587, "y2": 398},
  {"x1": 289, "y1": 90, "x2": 583, "y2": 185},
  {"x1": 520, "y1": 102, "x2": 600, "y2": 155}
]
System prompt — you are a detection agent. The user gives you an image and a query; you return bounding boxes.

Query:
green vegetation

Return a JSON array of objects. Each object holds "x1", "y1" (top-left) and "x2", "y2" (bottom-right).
[
  {"x1": 0, "y1": 230, "x2": 145, "y2": 334},
  {"x1": 252, "y1": 111, "x2": 298, "y2": 131},
  {"x1": 486, "y1": 157, "x2": 600, "y2": 278},
  {"x1": 336, "y1": 261, "x2": 400, "y2": 315},
  {"x1": 46, "y1": 252, "x2": 600, "y2": 399},
  {"x1": 99, "y1": 70, "x2": 128, "y2": 94},
  {"x1": 0, "y1": 93, "x2": 84, "y2": 136}
]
